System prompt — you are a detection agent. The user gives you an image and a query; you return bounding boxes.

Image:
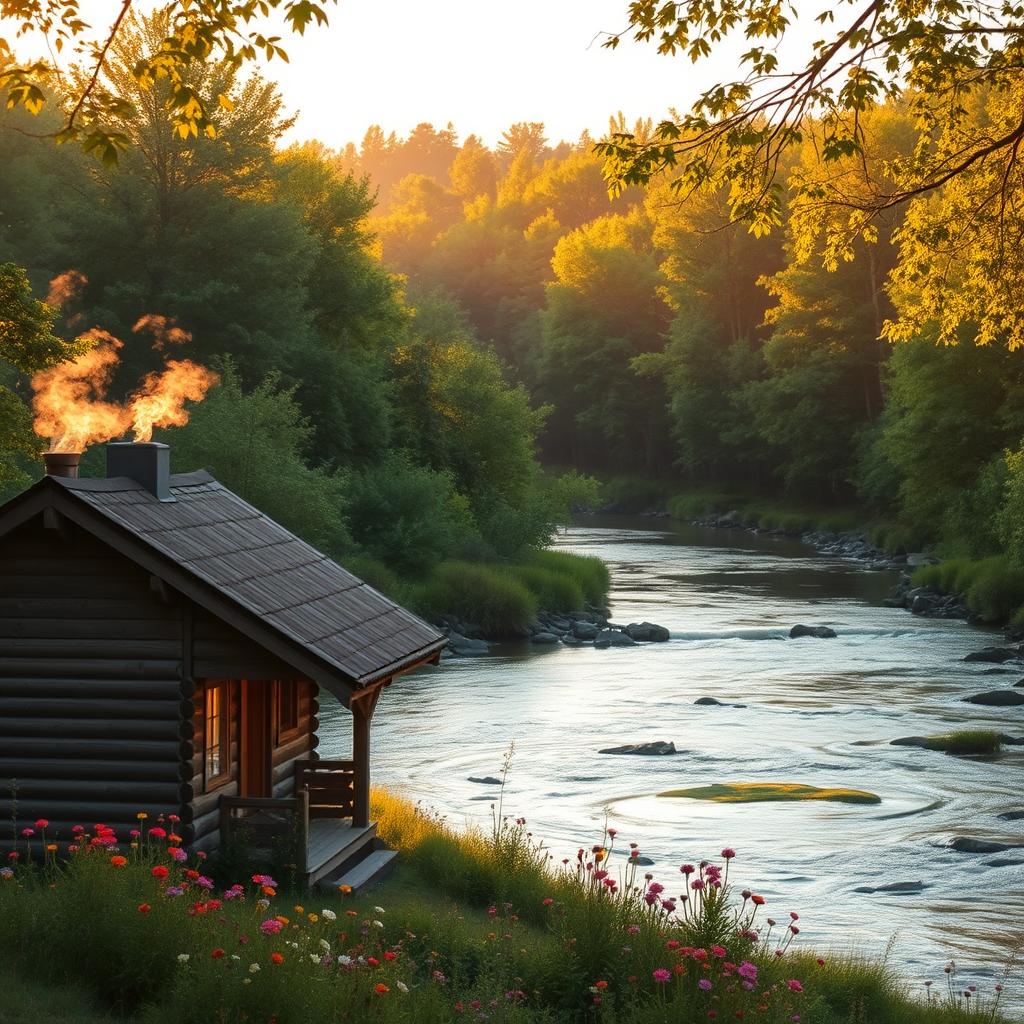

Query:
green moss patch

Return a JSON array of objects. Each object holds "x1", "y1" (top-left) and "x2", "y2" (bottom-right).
[{"x1": 657, "y1": 782, "x2": 881, "y2": 804}]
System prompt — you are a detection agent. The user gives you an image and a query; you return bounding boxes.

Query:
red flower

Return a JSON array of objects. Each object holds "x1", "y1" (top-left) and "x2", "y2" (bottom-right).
[
  {"x1": 595, "y1": 980, "x2": 609, "y2": 990},
  {"x1": 366, "y1": 956, "x2": 380, "y2": 967},
  {"x1": 383, "y1": 951, "x2": 397, "y2": 961},
  {"x1": 34, "y1": 819, "x2": 49, "y2": 829},
  {"x1": 270, "y1": 952, "x2": 284, "y2": 965},
  {"x1": 151, "y1": 865, "x2": 169, "y2": 879},
  {"x1": 138, "y1": 903, "x2": 151, "y2": 914},
  {"x1": 211, "y1": 948, "x2": 225, "y2": 959},
  {"x1": 110, "y1": 855, "x2": 128, "y2": 868},
  {"x1": 148, "y1": 827, "x2": 167, "y2": 839},
  {"x1": 751, "y1": 894, "x2": 765, "y2": 906}
]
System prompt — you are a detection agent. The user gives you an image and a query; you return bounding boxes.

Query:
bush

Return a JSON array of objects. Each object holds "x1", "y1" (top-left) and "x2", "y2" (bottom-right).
[
  {"x1": 913, "y1": 557, "x2": 1024, "y2": 622},
  {"x1": 527, "y1": 549, "x2": 610, "y2": 605},
  {"x1": 339, "y1": 555, "x2": 402, "y2": 598},
  {"x1": 666, "y1": 491, "x2": 737, "y2": 519},
  {"x1": 510, "y1": 565, "x2": 584, "y2": 613},
  {"x1": 600, "y1": 475, "x2": 672, "y2": 512},
  {"x1": 410, "y1": 561, "x2": 538, "y2": 636}
]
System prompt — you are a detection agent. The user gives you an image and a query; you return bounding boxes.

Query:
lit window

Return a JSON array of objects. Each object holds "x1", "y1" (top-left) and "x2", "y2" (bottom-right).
[{"x1": 204, "y1": 682, "x2": 228, "y2": 785}]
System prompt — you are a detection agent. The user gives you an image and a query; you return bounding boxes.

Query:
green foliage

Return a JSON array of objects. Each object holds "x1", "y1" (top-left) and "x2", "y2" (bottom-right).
[
  {"x1": 160, "y1": 362, "x2": 349, "y2": 556},
  {"x1": 509, "y1": 565, "x2": 584, "y2": 614},
  {"x1": 410, "y1": 561, "x2": 538, "y2": 636},
  {"x1": 527, "y1": 549, "x2": 610, "y2": 606},
  {"x1": 912, "y1": 557, "x2": 1024, "y2": 623}
]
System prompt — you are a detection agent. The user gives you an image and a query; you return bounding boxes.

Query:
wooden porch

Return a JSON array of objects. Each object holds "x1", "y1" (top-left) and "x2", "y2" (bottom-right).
[{"x1": 219, "y1": 757, "x2": 394, "y2": 887}]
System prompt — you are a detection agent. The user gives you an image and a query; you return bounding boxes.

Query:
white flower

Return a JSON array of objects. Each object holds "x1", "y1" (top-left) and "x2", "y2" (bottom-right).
[
  {"x1": 249, "y1": 963, "x2": 261, "y2": 974},
  {"x1": 321, "y1": 908, "x2": 337, "y2": 921},
  {"x1": 374, "y1": 905, "x2": 385, "y2": 914},
  {"x1": 338, "y1": 955, "x2": 353, "y2": 966},
  {"x1": 256, "y1": 898, "x2": 270, "y2": 910},
  {"x1": 372, "y1": 920, "x2": 384, "y2": 929},
  {"x1": 287, "y1": 940, "x2": 299, "y2": 949},
  {"x1": 231, "y1": 955, "x2": 240, "y2": 961},
  {"x1": 177, "y1": 954, "x2": 190, "y2": 964},
  {"x1": 318, "y1": 939, "x2": 331, "y2": 951},
  {"x1": 243, "y1": 978, "x2": 252, "y2": 985},
  {"x1": 396, "y1": 981, "x2": 409, "y2": 993},
  {"x1": 309, "y1": 953, "x2": 321, "y2": 964}
]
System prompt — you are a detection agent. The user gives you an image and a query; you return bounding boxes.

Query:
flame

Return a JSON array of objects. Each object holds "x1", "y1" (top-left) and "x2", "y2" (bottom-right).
[
  {"x1": 46, "y1": 270, "x2": 88, "y2": 309},
  {"x1": 132, "y1": 314, "x2": 192, "y2": 350},
  {"x1": 32, "y1": 331, "x2": 131, "y2": 451},
  {"x1": 130, "y1": 360, "x2": 219, "y2": 442},
  {"x1": 31, "y1": 320, "x2": 218, "y2": 452}
]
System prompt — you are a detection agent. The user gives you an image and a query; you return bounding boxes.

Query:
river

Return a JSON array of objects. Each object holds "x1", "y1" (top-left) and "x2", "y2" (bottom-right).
[{"x1": 320, "y1": 517, "x2": 1024, "y2": 1002}]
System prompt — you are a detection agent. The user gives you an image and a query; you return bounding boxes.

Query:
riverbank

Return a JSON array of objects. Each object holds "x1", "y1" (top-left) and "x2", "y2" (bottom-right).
[{"x1": 0, "y1": 793, "x2": 1013, "y2": 1024}]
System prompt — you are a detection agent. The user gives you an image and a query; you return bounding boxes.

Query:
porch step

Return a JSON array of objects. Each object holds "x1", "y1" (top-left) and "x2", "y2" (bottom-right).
[
  {"x1": 305, "y1": 821, "x2": 377, "y2": 887},
  {"x1": 320, "y1": 849, "x2": 398, "y2": 894}
]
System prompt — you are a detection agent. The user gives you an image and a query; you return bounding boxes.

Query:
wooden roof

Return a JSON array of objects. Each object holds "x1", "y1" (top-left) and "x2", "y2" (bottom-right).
[{"x1": 0, "y1": 471, "x2": 446, "y2": 702}]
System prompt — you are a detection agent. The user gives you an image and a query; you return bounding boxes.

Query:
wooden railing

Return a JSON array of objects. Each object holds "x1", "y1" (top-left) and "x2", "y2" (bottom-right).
[
  {"x1": 219, "y1": 791, "x2": 310, "y2": 868},
  {"x1": 295, "y1": 759, "x2": 356, "y2": 820}
]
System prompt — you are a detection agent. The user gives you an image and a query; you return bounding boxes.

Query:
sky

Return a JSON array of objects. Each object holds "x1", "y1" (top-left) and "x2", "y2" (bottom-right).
[{"x1": 7, "y1": 0, "x2": 821, "y2": 151}]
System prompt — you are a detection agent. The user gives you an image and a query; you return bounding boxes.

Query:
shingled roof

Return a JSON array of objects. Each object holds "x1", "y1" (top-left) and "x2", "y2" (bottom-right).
[{"x1": 7, "y1": 470, "x2": 445, "y2": 697}]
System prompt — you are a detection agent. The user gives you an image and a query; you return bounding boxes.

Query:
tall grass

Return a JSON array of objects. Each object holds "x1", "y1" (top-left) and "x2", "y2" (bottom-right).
[
  {"x1": 509, "y1": 565, "x2": 584, "y2": 613},
  {"x1": 527, "y1": 549, "x2": 610, "y2": 606},
  {"x1": 410, "y1": 561, "x2": 538, "y2": 636},
  {"x1": 913, "y1": 557, "x2": 1024, "y2": 622}
]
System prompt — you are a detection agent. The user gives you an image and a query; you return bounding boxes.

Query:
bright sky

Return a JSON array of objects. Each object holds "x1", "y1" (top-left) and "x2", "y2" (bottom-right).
[{"x1": 7, "y1": 0, "x2": 821, "y2": 150}]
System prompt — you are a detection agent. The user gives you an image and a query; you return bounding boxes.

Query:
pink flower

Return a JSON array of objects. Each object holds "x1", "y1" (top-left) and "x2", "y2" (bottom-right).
[
  {"x1": 698, "y1": 979, "x2": 713, "y2": 991},
  {"x1": 20, "y1": 828, "x2": 34, "y2": 838},
  {"x1": 691, "y1": 879, "x2": 705, "y2": 891},
  {"x1": 542, "y1": 897, "x2": 553, "y2": 906},
  {"x1": 788, "y1": 979, "x2": 804, "y2": 993},
  {"x1": 169, "y1": 847, "x2": 187, "y2": 862},
  {"x1": 721, "y1": 848, "x2": 736, "y2": 859},
  {"x1": 260, "y1": 919, "x2": 284, "y2": 935},
  {"x1": 681, "y1": 863, "x2": 695, "y2": 874},
  {"x1": 738, "y1": 961, "x2": 758, "y2": 983},
  {"x1": 790, "y1": 911, "x2": 799, "y2": 921},
  {"x1": 710, "y1": 945, "x2": 727, "y2": 958},
  {"x1": 652, "y1": 968, "x2": 672, "y2": 984},
  {"x1": 149, "y1": 827, "x2": 167, "y2": 839},
  {"x1": 34, "y1": 819, "x2": 49, "y2": 829}
]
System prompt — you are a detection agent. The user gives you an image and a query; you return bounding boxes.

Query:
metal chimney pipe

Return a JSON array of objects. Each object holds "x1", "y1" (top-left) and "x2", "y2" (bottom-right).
[
  {"x1": 106, "y1": 442, "x2": 173, "y2": 501},
  {"x1": 43, "y1": 452, "x2": 81, "y2": 478}
]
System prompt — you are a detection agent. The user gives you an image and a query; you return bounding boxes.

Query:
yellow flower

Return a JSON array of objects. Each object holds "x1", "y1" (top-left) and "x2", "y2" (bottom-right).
[
  {"x1": 294, "y1": 905, "x2": 304, "y2": 914},
  {"x1": 307, "y1": 913, "x2": 318, "y2": 923},
  {"x1": 136, "y1": 812, "x2": 148, "y2": 820},
  {"x1": 595, "y1": 848, "x2": 606, "y2": 862},
  {"x1": 275, "y1": 915, "x2": 289, "y2": 926}
]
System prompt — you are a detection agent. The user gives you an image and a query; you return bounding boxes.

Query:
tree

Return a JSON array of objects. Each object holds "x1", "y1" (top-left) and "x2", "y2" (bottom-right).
[
  {"x1": 599, "y1": 0, "x2": 1024, "y2": 345},
  {"x1": 1, "y1": 0, "x2": 333, "y2": 162},
  {"x1": 0, "y1": 263, "x2": 90, "y2": 489}
]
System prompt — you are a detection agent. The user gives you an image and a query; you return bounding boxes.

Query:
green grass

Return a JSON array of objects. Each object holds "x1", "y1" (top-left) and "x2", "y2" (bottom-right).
[
  {"x1": 526, "y1": 548, "x2": 610, "y2": 606},
  {"x1": 913, "y1": 557, "x2": 1024, "y2": 622},
  {"x1": 922, "y1": 730, "x2": 1004, "y2": 755},
  {"x1": 0, "y1": 791, "x2": 1012, "y2": 1024},
  {"x1": 509, "y1": 564, "x2": 585, "y2": 614},
  {"x1": 657, "y1": 782, "x2": 882, "y2": 804}
]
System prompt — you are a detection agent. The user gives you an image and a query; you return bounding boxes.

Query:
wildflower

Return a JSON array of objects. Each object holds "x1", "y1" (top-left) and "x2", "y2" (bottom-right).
[
  {"x1": 698, "y1": 979, "x2": 713, "y2": 991},
  {"x1": 542, "y1": 897, "x2": 553, "y2": 906},
  {"x1": 711, "y1": 945, "x2": 727, "y2": 958},
  {"x1": 177, "y1": 954, "x2": 190, "y2": 964},
  {"x1": 169, "y1": 814, "x2": 180, "y2": 823},
  {"x1": 20, "y1": 828, "x2": 34, "y2": 838},
  {"x1": 137, "y1": 812, "x2": 148, "y2": 820},
  {"x1": 372, "y1": 920, "x2": 384, "y2": 929},
  {"x1": 738, "y1": 962, "x2": 758, "y2": 984},
  {"x1": 270, "y1": 953, "x2": 284, "y2": 965},
  {"x1": 375, "y1": 983, "x2": 390, "y2": 994},
  {"x1": 367, "y1": 957, "x2": 381, "y2": 967},
  {"x1": 307, "y1": 913, "x2": 318, "y2": 923},
  {"x1": 652, "y1": 969, "x2": 672, "y2": 983},
  {"x1": 211, "y1": 948, "x2": 225, "y2": 959},
  {"x1": 751, "y1": 894, "x2": 765, "y2": 906},
  {"x1": 72, "y1": 825, "x2": 84, "y2": 834},
  {"x1": 788, "y1": 980, "x2": 804, "y2": 993},
  {"x1": 790, "y1": 911, "x2": 799, "y2": 921},
  {"x1": 148, "y1": 827, "x2": 167, "y2": 839},
  {"x1": 338, "y1": 884, "x2": 353, "y2": 894},
  {"x1": 151, "y1": 865, "x2": 169, "y2": 879},
  {"x1": 691, "y1": 879, "x2": 705, "y2": 891},
  {"x1": 260, "y1": 919, "x2": 284, "y2": 935},
  {"x1": 384, "y1": 951, "x2": 397, "y2": 961},
  {"x1": 165, "y1": 886, "x2": 185, "y2": 897},
  {"x1": 396, "y1": 981, "x2": 409, "y2": 993},
  {"x1": 46, "y1": 844, "x2": 57, "y2": 852},
  {"x1": 110, "y1": 855, "x2": 128, "y2": 868},
  {"x1": 321, "y1": 908, "x2": 337, "y2": 921},
  {"x1": 374, "y1": 905, "x2": 385, "y2": 914},
  {"x1": 35, "y1": 818, "x2": 49, "y2": 829},
  {"x1": 595, "y1": 980, "x2": 609, "y2": 989},
  {"x1": 249, "y1": 963, "x2": 260, "y2": 973},
  {"x1": 607, "y1": 828, "x2": 617, "y2": 838},
  {"x1": 816, "y1": 958, "x2": 825, "y2": 967},
  {"x1": 196, "y1": 876, "x2": 214, "y2": 890},
  {"x1": 721, "y1": 848, "x2": 736, "y2": 859},
  {"x1": 681, "y1": 863, "x2": 695, "y2": 874},
  {"x1": 169, "y1": 847, "x2": 187, "y2": 863}
]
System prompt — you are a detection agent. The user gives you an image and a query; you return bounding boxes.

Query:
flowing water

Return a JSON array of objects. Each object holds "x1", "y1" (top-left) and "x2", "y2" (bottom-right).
[{"x1": 320, "y1": 517, "x2": 1024, "y2": 1003}]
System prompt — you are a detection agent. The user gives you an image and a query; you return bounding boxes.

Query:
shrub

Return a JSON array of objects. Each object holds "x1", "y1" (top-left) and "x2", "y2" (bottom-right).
[
  {"x1": 527, "y1": 549, "x2": 610, "y2": 605},
  {"x1": 666, "y1": 491, "x2": 737, "y2": 519},
  {"x1": 510, "y1": 564, "x2": 585, "y2": 613},
  {"x1": 410, "y1": 561, "x2": 537, "y2": 636},
  {"x1": 340, "y1": 555, "x2": 401, "y2": 598},
  {"x1": 600, "y1": 475, "x2": 672, "y2": 512},
  {"x1": 965, "y1": 561, "x2": 1024, "y2": 622}
]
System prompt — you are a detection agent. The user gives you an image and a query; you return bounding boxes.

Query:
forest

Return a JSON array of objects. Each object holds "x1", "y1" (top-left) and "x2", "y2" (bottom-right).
[{"x1": 3, "y1": 13, "x2": 1024, "y2": 629}]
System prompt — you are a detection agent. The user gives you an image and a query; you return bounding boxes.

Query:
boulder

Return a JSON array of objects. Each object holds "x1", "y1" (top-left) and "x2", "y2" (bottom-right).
[
  {"x1": 1017, "y1": 678, "x2": 1024, "y2": 687},
  {"x1": 963, "y1": 646, "x2": 1023, "y2": 663},
  {"x1": 631, "y1": 855, "x2": 655, "y2": 866},
  {"x1": 964, "y1": 690, "x2": 1024, "y2": 707},
  {"x1": 531, "y1": 632, "x2": 561, "y2": 645},
  {"x1": 446, "y1": 631, "x2": 490, "y2": 656},
  {"x1": 561, "y1": 636, "x2": 584, "y2": 646},
  {"x1": 599, "y1": 741, "x2": 677, "y2": 756},
  {"x1": 625, "y1": 621, "x2": 671, "y2": 642},
  {"x1": 854, "y1": 880, "x2": 927, "y2": 894},
  {"x1": 594, "y1": 629, "x2": 637, "y2": 649},
  {"x1": 468, "y1": 776, "x2": 502, "y2": 786},
  {"x1": 789, "y1": 624, "x2": 838, "y2": 639},
  {"x1": 949, "y1": 837, "x2": 1024, "y2": 854},
  {"x1": 997, "y1": 810, "x2": 1024, "y2": 821},
  {"x1": 985, "y1": 858, "x2": 1024, "y2": 868},
  {"x1": 890, "y1": 736, "x2": 935, "y2": 749},
  {"x1": 573, "y1": 621, "x2": 601, "y2": 640},
  {"x1": 694, "y1": 696, "x2": 747, "y2": 708}
]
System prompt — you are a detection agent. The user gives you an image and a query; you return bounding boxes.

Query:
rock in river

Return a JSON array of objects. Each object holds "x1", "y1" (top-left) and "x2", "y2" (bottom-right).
[
  {"x1": 789, "y1": 624, "x2": 838, "y2": 639},
  {"x1": 949, "y1": 837, "x2": 1024, "y2": 854},
  {"x1": 625, "y1": 621, "x2": 671, "y2": 642},
  {"x1": 573, "y1": 621, "x2": 601, "y2": 640},
  {"x1": 599, "y1": 740, "x2": 677, "y2": 756},
  {"x1": 446, "y1": 631, "x2": 490, "y2": 656},
  {"x1": 964, "y1": 690, "x2": 1024, "y2": 706},
  {"x1": 854, "y1": 880, "x2": 927, "y2": 895},
  {"x1": 695, "y1": 696, "x2": 748, "y2": 708},
  {"x1": 468, "y1": 776, "x2": 502, "y2": 785},
  {"x1": 963, "y1": 645, "x2": 1024, "y2": 663},
  {"x1": 997, "y1": 810, "x2": 1024, "y2": 821},
  {"x1": 530, "y1": 632, "x2": 561, "y2": 645},
  {"x1": 594, "y1": 628, "x2": 637, "y2": 649}
]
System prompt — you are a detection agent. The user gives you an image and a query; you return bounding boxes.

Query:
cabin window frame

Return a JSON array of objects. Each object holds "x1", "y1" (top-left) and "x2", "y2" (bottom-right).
[
  {"x1": 274, "y1": 679, "x2": 301, "y2": 745},
  {"x1": 203, "y1": 680, "x2": 231, "y2": 791}
]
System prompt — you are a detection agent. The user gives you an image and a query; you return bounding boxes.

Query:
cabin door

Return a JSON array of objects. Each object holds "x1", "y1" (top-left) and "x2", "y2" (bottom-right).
[{"x1": 240, "y1": 681, "x2": 273, "y2": 798}]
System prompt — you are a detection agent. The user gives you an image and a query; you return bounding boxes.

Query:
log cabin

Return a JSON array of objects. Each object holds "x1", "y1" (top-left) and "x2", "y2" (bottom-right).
[{"x1": 0, "y1": 441, "x2": 446, "y2": 886}]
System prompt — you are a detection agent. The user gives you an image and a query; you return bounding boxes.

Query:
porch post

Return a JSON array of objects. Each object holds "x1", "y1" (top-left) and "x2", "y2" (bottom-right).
[{"x1": 351, "y1": 686, "x2": 381, "y2": 828}]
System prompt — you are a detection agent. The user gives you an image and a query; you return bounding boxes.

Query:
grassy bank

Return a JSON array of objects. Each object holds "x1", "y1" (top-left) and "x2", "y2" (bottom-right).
[
  {"x1": 912, "y1": 558, "x2": 1024, "y2": 625},
  {"x1": 350, "y1": 549, "x2": 611, "y2": 637},
  {"x1": 0, "y1": 795, "x2": 1012, "y2": 1024}
]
